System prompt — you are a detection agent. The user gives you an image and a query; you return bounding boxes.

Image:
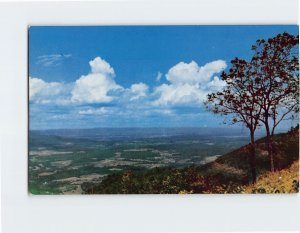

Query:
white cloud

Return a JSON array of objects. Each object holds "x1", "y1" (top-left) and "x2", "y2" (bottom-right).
[
  {"x1": 30, "y1": 57, "x2": 121, "y2": 105},
  {"x1": 144, "y1": 108, "x2": 174, "y2": 116},
  {"x1": 29, "y1": 77, "x2": 69, "y2": 105},
  {"x1": 129, "y1": 83, "x2": 149, "y2": 101},
  {"x1": 71, "y1": 57, "x2": 122, "y2": 104},
  {"x1": 78, "y1": 107, "x2": 111, "y2": 115},
  {"x1": 153, "y1": 83, "x2": 206, "y2": 106},
  {"x1": 71, "y1": 73, "x2": 121, "y2": 103},
  {"x1": 156, "y1": 72, "x2": 162, "y2": 82},
  {"x1": 206, "y1": 76, "x2": 226, "y2": 91},
  {"x1": 153, "y1": 60, "x2": 227, "y2": 106},
  {"x1": 89, "y1": 57, "x2": 115, "y2": 76},
  {"x1": 166, "y1": 60, "x2": 226, "y2": 85},
  {"x1": 30, "y1": 77, "x2": 47, "y2": 99},
  {"x1": 36, "y1": 54, "x2": 72, "y2": 67}
]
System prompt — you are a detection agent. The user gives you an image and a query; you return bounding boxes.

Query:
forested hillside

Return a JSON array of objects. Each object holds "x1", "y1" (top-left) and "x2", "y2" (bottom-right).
[{"x1": 82, "y1": 126, "x2": 299, "y2": 194}]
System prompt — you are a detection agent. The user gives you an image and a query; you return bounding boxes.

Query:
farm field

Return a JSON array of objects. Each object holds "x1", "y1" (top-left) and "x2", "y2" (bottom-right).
[{"x1": 29, "y1": 127, "x2": 252, "y2": 194}]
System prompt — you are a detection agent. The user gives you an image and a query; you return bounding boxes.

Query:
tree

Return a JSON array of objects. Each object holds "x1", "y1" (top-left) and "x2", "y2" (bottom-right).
[
  {"x1": 205, "y1": 58, "x2": 263, "y2": 183},
  {"x1": 250, "y1": 32, "x2": 299, "y2": 172}
]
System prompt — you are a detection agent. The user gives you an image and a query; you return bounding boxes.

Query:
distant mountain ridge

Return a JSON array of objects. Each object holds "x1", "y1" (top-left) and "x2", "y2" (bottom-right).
[{"x1": 30, "y1": 127, "x2": 261, "y2": 141}]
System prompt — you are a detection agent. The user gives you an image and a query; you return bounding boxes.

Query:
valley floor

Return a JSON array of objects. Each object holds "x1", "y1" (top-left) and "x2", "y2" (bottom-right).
[{"x1": 29, "y1": 127, "x2": 299, "y2": 194}]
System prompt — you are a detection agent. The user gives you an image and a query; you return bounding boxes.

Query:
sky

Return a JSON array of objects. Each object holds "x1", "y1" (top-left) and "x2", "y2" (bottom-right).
[{"x1": 29, "y1": 25, "x2": 298, "y2": 130}]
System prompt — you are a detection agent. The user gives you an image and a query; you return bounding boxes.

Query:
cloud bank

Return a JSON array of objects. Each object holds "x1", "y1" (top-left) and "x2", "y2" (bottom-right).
[{"x1": 30, "y1": 56, "x2": 227, "y2": 128}]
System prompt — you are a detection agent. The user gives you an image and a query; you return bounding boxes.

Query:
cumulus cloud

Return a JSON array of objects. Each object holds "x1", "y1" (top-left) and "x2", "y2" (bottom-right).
[
  {"x1": 30, "y1": 77, "x2": 47, "y2": 99},
  {"x1": 71, "y1": 73, "x2": 121, "y2": 103},
  {"x1": 128, "y1": 83, "x2": 149, "y2": 101},
  {"x1": 166, "y1": 60, "x2": 226, "y2": 84},
  {"x1": 71, "y1": 57, "x2": 122, "y2": 104},
  {"x1": 153, "y1": 83, "x2": 206, "y2": 106},
  {"x1": 89, "y1": 57, "x2": 115, "y2": 76},
  {"x1": 29, "y1": 77, "x2": 70, "y2": 105},
  {"x1": 30, "y1": 57, "x2": 122, "y2": 105},
  {"x1": 153, "y1": 60, "x2": 227, "y2": 106},
  {"x1": 206, "y1": 76, "x2": 227, "y2": 91}
]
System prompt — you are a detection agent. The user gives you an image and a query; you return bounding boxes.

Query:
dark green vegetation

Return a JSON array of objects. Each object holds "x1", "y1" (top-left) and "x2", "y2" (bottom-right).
[
  {"x1": 29, "y1": 128, "x2": 252, "y2": 194},
  {"x1": 82, "y1": 127, "x2": 299, "y2": 194}
]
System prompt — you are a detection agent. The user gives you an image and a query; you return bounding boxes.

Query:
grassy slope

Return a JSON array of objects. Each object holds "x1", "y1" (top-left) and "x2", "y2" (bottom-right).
[
  {"x1": 201, "y1": 126, "x2": 299, "y2": 183},
  {"x1": 82, "y1": 127, "x2": 299, "y2": 194},
  {"x1": 243, "y1": 160, "x2": 299, "y2": 194}
]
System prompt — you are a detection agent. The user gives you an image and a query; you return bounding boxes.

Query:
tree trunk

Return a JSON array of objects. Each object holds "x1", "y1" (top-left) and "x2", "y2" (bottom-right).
[
  {"x1": 249, "y1": 131, "x2": 257, "y2": 184},
  {"x1": 265, "y1": 120, "x2": 275, "y2": 172}
]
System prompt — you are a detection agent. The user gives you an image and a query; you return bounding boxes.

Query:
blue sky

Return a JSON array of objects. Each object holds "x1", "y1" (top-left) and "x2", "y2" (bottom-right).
[{"x1": 29, "y1": 25, "x2": 298, "y2": 129}]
